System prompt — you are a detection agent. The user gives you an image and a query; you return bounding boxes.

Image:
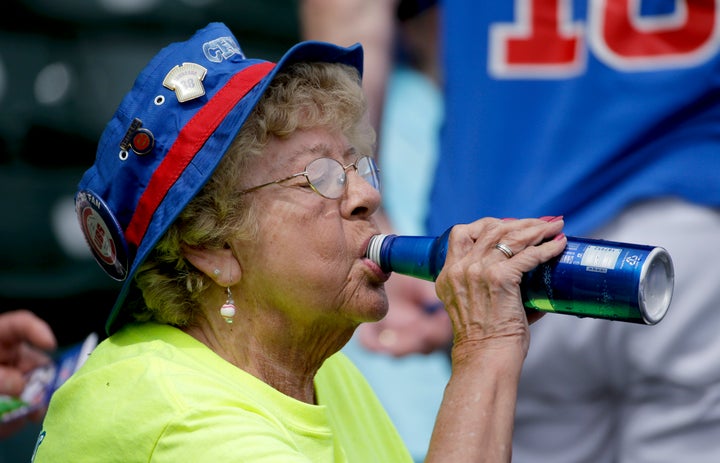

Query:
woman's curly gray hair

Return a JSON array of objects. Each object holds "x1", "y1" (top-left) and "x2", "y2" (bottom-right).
[{"x1": 131, "y1": 61, "x2": 374, "y2": 327}]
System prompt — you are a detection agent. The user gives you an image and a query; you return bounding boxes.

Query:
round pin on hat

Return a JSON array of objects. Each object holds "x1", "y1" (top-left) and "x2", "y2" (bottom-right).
[
  {"x1": 75, "y1": 190, "x2": 129, "y2": 280},
  {"x1": 75, "y1": 22, "x2": 363, "y2": 334}
]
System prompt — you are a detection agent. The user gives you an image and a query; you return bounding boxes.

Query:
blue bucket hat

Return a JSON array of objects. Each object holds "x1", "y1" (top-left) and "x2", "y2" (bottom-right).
[{"x1": 75, "y1": 22, "x2": 363, "y2": 334}]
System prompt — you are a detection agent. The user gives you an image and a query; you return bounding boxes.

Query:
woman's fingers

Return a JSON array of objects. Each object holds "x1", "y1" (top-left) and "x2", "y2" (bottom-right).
[{"x1": 436, "y1": 216, "x2": 566, "y2": 349}]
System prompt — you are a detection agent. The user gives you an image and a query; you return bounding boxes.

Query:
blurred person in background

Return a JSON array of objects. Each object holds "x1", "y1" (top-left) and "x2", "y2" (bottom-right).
[{"x1": 302, "y1": 1, "x2": 720, "y2": 462}]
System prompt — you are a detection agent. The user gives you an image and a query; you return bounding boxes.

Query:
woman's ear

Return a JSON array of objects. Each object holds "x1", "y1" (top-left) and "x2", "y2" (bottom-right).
[{"x1": 181, "y1": 244, "x2": 241, "y2": 286}]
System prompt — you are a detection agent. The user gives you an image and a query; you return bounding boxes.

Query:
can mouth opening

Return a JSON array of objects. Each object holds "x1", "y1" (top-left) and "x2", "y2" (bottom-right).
[
  {"x1": 639, "y1": 247, "x2": 674, "y2": 325},
  {"x1": 366, "y1": 234, "x2": 388, "y2": 266}
]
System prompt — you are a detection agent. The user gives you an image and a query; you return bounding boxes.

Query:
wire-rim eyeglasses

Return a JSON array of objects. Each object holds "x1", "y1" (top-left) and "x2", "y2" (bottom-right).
[{"x1": 239, "y1": 156, "x2": 380, "y2": 200}]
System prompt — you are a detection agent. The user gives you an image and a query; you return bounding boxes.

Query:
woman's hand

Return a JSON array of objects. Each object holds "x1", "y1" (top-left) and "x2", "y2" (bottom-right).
[
  {"x1": 426, "y1": 216, "x2": 565, "y2": 462},
  {"x1": 436, "y1": 216, "x2": 566, "y2": 363}
]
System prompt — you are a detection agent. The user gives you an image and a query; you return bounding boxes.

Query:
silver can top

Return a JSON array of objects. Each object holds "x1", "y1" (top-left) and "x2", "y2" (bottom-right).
[{"x1": 638, "y1": 247, "x2": 674, "y2": 325}]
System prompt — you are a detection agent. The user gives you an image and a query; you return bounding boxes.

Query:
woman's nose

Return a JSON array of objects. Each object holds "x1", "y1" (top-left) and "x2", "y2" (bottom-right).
[{"x1": 342, "y1": 169, "x2": 382, "y2": 218}]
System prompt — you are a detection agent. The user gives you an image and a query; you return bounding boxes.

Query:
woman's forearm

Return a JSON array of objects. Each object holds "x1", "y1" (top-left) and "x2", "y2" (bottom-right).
[{"x1": 426, "y1": 342, "x2": 524, "y2": 463}]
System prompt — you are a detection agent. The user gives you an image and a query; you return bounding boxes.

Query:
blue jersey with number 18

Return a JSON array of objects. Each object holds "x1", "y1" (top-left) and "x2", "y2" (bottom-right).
[{"x1": 429, "y1": 0, "x2": 720, "y2": 235}]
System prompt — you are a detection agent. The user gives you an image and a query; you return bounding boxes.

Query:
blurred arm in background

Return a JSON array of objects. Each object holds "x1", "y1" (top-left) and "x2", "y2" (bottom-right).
[{"x1": 0, "y1": 310, "x2": 56, "y2": 438}]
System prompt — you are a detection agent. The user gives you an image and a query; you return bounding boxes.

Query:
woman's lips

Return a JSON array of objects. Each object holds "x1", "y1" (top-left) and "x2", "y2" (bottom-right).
[
  {"x1": 361, "y1": 234, "x2": 390, "y2": 282},
  {"x1": 364, "y1": 255, "x2": 390, "y2": 282}
]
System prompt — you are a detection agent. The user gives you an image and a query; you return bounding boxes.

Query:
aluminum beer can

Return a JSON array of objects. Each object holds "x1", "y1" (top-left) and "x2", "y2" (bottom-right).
[{"x1": 521, "y1": 237, "x2": 674, "y2": 325}]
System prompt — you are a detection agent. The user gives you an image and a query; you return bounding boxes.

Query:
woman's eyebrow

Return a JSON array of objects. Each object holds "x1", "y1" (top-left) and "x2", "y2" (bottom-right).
[
  {"x1": 296, "y1": 143, "x2": 332, "y2": 158},
  {"x1": 296, "y1": 144, "x2": 356, "y2": 161}
]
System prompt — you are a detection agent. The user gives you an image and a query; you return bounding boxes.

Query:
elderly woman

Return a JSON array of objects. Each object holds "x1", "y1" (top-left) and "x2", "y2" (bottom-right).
[{"x1": 32, "y1": 23, "x2": 566, "y2": 462}]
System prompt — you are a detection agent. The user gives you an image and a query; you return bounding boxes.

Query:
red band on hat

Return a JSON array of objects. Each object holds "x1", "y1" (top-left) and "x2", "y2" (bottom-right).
[{"x1": 125, "y1": 61, "x2": 275, "y2": 249}]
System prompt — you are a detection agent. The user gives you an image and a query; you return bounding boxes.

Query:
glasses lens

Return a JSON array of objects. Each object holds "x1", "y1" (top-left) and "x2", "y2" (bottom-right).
[
  {"x1": 357, "y1": 157, "x2": 380, "y2": 191},
  {"x1": 305, "y1": 158, "x2": 346, "y2": 199}
]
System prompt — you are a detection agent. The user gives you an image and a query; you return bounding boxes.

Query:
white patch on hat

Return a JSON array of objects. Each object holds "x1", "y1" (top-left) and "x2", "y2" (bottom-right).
[{"x1": 162, "y1": 62, "x2": 207, "y2": 103}]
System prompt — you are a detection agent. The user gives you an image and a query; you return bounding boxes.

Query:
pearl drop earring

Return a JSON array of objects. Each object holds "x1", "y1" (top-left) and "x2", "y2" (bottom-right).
[{"x1": 220, "y1": 287, "x2": 236, "y2": 324}]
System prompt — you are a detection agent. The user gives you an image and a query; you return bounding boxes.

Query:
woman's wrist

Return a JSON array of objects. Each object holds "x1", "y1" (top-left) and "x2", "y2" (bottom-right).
[{"x1": 450, "y1": 336, "x2": 527, "y2": 375}]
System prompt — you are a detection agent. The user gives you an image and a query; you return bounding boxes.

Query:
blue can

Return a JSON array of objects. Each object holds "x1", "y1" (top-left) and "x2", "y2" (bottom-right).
[
  {"x1": 366, "y1": 231, "x2": 674, "y2": 325},
  {"x1": 521, "y1": 237, "x2": 673, "y2": 324}
]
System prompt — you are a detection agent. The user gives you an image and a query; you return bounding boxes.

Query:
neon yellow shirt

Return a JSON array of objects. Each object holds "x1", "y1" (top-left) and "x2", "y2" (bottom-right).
[{"x1": 32, "y1": 323, "x2": 413, "y2": 462}]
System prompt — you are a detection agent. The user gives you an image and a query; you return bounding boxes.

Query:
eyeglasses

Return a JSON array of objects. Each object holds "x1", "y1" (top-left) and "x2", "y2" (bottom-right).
[{"x1": 239, "y1": 156, "x2": 380, "y2": 199}]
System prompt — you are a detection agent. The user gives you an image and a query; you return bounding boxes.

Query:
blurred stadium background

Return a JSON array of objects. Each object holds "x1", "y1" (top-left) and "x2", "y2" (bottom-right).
[{"x1": 1, "y1": 1, "x2": 299, "y2": 459}]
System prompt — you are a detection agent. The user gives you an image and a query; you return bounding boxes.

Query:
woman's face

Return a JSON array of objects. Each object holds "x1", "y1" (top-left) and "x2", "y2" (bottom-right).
[{"x1": 233, "y1": 127, "x2": 389, "y2": 332}]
